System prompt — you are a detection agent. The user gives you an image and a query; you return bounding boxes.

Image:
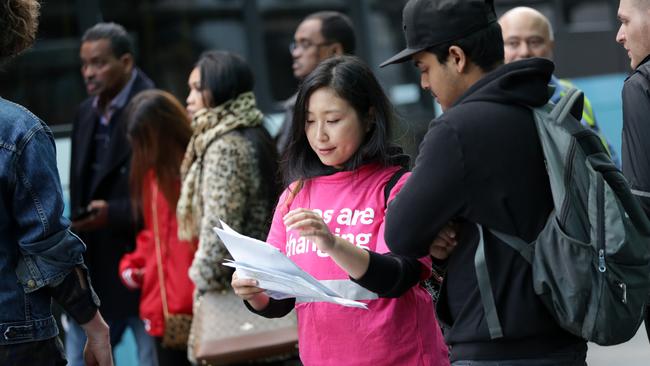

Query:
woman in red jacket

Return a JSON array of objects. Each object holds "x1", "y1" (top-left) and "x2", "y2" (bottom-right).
[{"x1": 119, "y1": 89, "x2": 196, "y2": 366}]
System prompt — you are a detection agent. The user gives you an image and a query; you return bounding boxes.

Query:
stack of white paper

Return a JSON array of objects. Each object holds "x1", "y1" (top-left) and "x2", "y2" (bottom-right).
[{"x1": 215, "y1": 221, "x2": 367, "y2": 309}]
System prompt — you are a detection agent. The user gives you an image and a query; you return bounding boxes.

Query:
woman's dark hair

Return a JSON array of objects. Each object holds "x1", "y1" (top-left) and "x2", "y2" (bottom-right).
[
  {"x1": 0, "y1": 0, "x2": 40, "y2": 60},
  {"x1": 427, "y1": 22, "x2": 504, "y2": 73},
  {"x1": 195, "y1": 50, "x2": 254, "y2": 107},
  {"x1": 283, "y1": 55, "x2": 397, "y2": 185},
  {"x1": 126, "y1": 89, "x2": 193, "y2": 213}
]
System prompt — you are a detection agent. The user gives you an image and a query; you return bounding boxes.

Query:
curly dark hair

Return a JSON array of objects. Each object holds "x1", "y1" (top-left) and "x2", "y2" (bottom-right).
[{"x1": 0, "y1": 0, "x2": 40, "y2": 59}]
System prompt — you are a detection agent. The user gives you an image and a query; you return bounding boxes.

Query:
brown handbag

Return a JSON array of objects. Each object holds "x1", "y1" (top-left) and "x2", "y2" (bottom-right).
[
  {"x1": 190, "y1": 289, "x2": 298, "y2": 366},
  {"x1": 188, "y1": 181, "x2": 299, "y2": 365},
  {"x1": 152, "y1": 184, "x2": 193, "y2": 350}
]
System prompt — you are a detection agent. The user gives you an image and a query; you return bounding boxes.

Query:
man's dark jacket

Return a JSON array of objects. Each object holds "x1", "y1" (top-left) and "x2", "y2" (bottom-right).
[
  {"x1": 622, "y1": 54, "x2": 650, "y2": 218},
  {"x1": 621, "y1": 54, "x2": 650, "y2": 340},
  {"x1": 385, "y1": 58, "x2": 586, "y2": 361},
  {"x1": 69, "y1": 68, "x2": 154, "y2": 320}
]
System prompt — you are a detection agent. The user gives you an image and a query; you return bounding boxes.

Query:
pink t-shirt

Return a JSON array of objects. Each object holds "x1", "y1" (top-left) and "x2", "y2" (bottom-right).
[{"x1": 267, "y1": 163, "x2": 449, "y2": 366}]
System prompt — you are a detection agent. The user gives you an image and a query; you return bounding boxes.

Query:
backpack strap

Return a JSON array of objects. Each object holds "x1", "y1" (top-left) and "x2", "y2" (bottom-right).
[
  {"x1": 384, "y1": 167, "x2": 409, "y2": 208},
  {"x1": 474, "y1": 224, "x2": 504, "y2": 339},
  {"x1": 550, "y1": 87, "x2": 584, "y2": 124},
  {"x1": 474, "y1": 224, "x2": 536, "y2": 340},
  {"x1": 586, "y1": 149, "x2": 650, "y2": 236},
  {"x1": 489, "y1": 229, "x2": 533, "y2": 264}
]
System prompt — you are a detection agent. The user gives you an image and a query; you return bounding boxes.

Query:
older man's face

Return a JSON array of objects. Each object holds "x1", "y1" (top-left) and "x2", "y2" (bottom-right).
[
  {"x1": 616, "y1": 0, "x2": 650, "y2": 70},
  {"x1": 500, "y1": 11, "x2": 554, "y2": 63}
]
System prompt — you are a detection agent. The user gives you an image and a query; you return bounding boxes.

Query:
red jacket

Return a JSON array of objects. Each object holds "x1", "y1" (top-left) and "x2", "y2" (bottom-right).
[{"x1": 119, "y1": 172, "x2": 196, "y2": 336}]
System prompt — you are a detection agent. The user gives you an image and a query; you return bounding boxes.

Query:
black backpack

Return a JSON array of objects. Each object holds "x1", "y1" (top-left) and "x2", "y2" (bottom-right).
[{"x1": 475, "y1": 88, "x2": 650, "y2": 345}]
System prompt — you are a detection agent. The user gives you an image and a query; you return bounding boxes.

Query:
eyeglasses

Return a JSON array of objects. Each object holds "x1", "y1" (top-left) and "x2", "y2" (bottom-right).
[
  {"x1": 503, "y1": 37, "x2": 548, "y2": 51},
  {"x1": 289, "y1": 40, "x2": 332, "y2": 53}
]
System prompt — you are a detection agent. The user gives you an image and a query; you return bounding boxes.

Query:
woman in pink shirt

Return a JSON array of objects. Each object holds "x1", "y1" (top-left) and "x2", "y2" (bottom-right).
[{"x1": 232, "y1": 56, "x2": 450, "y2": 366}]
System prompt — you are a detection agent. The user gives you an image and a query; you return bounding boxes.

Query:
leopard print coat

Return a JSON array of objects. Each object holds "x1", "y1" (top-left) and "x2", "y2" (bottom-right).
[
  {"x1": 179, "y1": 93, "x2": 272, "y2": 294},
  {"x1": 188, "y1": 131, "x2": 271, "y2": 293}
]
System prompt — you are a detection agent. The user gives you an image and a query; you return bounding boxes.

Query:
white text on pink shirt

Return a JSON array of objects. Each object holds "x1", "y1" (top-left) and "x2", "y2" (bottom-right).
[{"x1": 286, "y1": 207, "x2": 376, "y2": 258}]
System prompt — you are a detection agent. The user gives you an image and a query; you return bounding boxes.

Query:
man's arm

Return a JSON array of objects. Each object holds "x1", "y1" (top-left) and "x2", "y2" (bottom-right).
[
  {"x1": 12, "y1": 123, "x2": 112, "y2": 365},
  {"x1": 385, "y1": 121, "x2": 466, "y2": 258},
  {"x1": 351, "y1": 252, "x2": 424, "y2": 297},
  {"x1": 622, "y1": 77, "x2": 650, "y2": 217},
  {"x1": 12, "y1": 124, "x2": 87, "y2": 290},
  {"x1": 47, "y1": 266, "x2": 112, "y2": 366}
]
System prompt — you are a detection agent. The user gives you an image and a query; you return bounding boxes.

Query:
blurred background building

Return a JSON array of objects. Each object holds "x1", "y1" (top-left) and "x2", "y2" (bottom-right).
[
  {"x1": 1, "y1": 0, "x2": 630, "y2": 153},
  {"x1": 0, "y1": 0, "x2": 630, "y2": 172}
]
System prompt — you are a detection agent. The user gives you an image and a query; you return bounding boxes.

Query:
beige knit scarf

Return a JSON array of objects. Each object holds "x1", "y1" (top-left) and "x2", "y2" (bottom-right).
[{"x1": 177, "y1": 91, "x2": 263, "y2": 240}]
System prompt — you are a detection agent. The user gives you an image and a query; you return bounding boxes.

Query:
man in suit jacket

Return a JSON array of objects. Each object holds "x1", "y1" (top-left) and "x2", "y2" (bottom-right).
[{"x1": 67, "y1": 22, "x2": 157, "y2": 366}]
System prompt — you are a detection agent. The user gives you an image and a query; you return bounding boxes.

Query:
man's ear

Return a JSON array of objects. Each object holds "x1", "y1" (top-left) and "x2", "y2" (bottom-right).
[
  {"x1": 120, "y1": 53, "x2": 134, "y2": 73},
  {"x1": 448, "y1": 45, "x2": 467, "y2": 73},
  {"x1": 547, "y1": 40, "x2": 555, "y2": 60},
  {"x1": 329, "y1": 42, "x2": 344, "y2": 56}
]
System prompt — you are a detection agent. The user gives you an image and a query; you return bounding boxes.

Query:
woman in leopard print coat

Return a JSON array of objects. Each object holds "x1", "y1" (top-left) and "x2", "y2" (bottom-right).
[{"x1": 178, "y1": 50, "x2": 279, "y2": 295}]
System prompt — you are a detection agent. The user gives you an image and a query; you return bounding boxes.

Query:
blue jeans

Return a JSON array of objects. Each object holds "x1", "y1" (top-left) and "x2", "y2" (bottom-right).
[
  {"x1": 451, "y1": 352, "x2": 587, "y2": 366},
  {"x1": 63, "y1": 314, "x2": 158, "y2": 366}
]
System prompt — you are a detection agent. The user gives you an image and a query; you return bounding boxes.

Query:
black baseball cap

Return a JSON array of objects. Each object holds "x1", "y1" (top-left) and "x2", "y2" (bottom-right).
[{"x1": 380, "y1": 0, "x2": 497, "y2": 67}]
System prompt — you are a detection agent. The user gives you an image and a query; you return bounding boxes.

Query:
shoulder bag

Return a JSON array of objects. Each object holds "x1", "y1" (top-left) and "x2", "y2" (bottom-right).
[{"x1": 152, "y1": 184, "x2": 193, "y2": 349}]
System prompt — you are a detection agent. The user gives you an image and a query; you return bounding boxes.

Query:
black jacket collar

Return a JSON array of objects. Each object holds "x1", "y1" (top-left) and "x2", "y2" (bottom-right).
[{"x1": 637, "y1": 54, "x2": 650, "y2": 70}]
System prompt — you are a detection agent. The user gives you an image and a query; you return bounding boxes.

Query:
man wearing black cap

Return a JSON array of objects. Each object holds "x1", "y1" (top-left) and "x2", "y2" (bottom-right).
[{"x1": 382, "y1": 0, "x2": 587, "y2": 364}]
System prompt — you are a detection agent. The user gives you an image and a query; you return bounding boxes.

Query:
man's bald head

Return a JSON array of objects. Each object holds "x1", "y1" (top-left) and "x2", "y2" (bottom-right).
[{"x1": 499, "y1": 7, "x2": 555, "y2": 63}]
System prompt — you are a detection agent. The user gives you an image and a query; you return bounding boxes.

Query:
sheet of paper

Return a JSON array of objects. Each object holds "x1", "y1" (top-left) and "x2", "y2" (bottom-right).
[
  {"x1": 217, "y1": 221, "x2": 344, "y2": 297},
  {"x1": 216, "y1": 221, "x2": 367, "y2": 309}
]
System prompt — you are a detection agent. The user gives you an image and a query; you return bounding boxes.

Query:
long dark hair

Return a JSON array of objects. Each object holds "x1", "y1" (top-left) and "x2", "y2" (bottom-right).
[
  {"x1": 283, "y1": 55, "x2": 401, "y2": 186},
  {"x1": 126, "y1": 89, "x2": 192, "y2": 212},
  {"x1": 195, "y1": 50, "x2": 254, "y2": 107}
]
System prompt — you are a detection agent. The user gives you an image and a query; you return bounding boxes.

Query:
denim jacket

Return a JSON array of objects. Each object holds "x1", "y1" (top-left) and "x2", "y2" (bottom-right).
[{"x1": 0, "y1": 97, "x2": 89, "y2": 345}]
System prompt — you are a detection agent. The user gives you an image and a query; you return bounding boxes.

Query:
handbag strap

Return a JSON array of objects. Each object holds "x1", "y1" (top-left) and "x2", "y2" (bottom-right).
[{"x1": 151, "y1": 183, "x2": 170, "y2": 318}]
